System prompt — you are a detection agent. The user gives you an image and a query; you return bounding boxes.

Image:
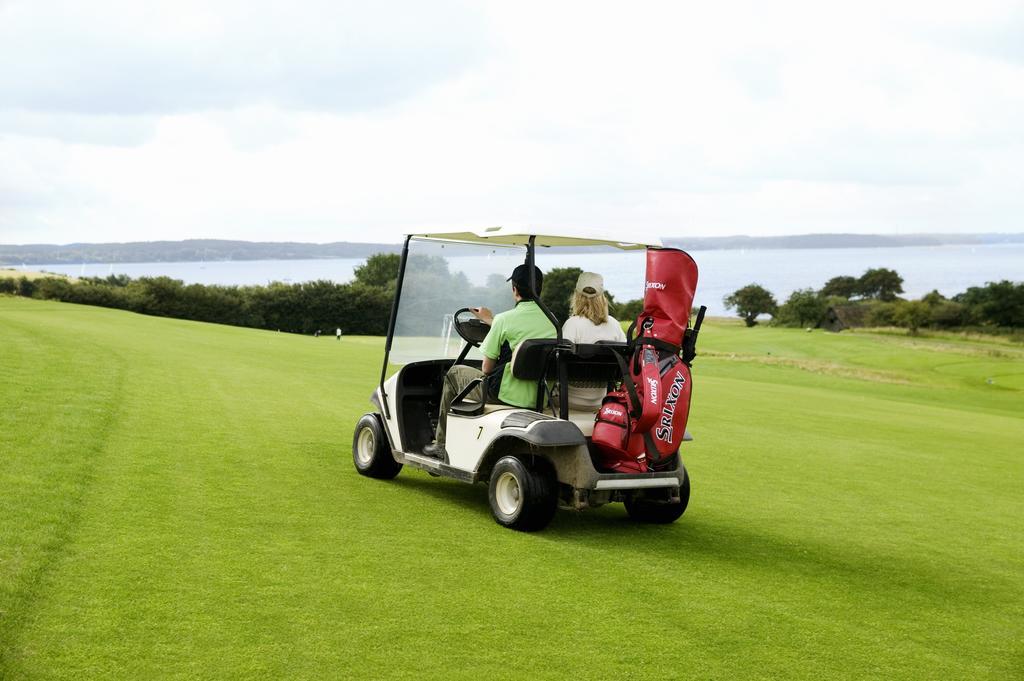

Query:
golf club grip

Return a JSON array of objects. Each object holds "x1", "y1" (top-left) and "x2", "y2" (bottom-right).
[{"x1": 693, "y1": 305, "x2": 707, "y2": 333}]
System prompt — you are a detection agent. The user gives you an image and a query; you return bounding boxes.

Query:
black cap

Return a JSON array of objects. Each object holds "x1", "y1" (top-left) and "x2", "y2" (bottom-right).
[{"x1": 507, "y1": 263, "x2": 543, "y2": 299}]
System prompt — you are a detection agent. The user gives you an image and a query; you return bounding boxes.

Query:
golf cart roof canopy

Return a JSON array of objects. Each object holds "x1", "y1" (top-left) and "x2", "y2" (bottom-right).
[{"x1": 409, "y1": 225, "x2": 662, "y2": 250}]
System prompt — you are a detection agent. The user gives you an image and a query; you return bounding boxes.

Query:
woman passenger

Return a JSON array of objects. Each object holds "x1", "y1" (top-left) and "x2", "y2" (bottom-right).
[{"x1": 561, "y1": 272, "x2": 627, "y2": 410}]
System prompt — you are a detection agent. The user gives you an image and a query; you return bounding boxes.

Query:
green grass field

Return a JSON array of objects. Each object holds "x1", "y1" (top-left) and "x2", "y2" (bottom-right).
[{"x1": 1, "y1": 296, "x2": 1021, "y2": 680}]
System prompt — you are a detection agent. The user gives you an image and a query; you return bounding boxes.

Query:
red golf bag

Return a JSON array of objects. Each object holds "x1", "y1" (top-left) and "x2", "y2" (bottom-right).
[{"x1": 591, "y1": 248, "x2": 702, "y2": 473}]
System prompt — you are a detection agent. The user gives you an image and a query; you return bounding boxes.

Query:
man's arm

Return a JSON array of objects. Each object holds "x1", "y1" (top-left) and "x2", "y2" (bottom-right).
[{"x1": 479, "y1": 313, "x2": 503, "y2": 374}]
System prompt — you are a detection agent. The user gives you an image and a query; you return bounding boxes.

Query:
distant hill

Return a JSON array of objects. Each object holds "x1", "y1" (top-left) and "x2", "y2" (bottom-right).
[
  {"x1": 663, "y1": 232, "x2": 1024, "y2": 251},
  {"x1": 1, "y1": 233, "x2": 1021, "y2": 265},
  {"x1": 0, "y1": 239, "x2": 402, "y2": 265}
]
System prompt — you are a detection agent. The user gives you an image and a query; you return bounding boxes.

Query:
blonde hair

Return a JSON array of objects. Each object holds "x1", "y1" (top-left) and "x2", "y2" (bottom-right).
[{"x1": 570, "y1": 291, "x2": 610, "y2": 326}]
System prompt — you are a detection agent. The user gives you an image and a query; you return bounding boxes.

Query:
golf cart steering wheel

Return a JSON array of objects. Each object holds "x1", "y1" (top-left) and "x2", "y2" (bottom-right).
[{"x1": 453, "y1": 308, "x2": 491, "y2": 347}]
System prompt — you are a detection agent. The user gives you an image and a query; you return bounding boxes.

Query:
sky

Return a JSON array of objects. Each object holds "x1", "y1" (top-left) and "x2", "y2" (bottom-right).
[{"x1": 1, "y1": 0, "x2": 1022, "y2": 245}]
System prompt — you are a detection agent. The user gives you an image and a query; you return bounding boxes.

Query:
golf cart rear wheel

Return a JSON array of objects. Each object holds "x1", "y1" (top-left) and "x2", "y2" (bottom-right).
[
  {"x1": 352, "y1": 414, "x2": 402, "y2": 479},
  {"x1": 487, "y1": 456, "x2": 557, "y2": 532},
  {"x1": 624, "y1": 468, "x2": 690, "y2": 524}
]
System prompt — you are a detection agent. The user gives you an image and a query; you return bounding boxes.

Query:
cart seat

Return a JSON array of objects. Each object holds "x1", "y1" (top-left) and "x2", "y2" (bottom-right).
[
  {"x1": 512, "y1": 339, "x2": 630, "y2": 382},
  {"x1": 449, "y1": 373, "x2": 518, "y2": 417},
  {"x1": 512, "y1": 338, "x2": 631, "y2": 415}
]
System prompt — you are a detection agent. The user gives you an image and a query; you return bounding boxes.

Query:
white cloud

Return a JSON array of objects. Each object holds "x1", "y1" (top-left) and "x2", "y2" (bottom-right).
[
  {"x1": 0, "y1": 0, "x2": 484, "y2": 116},
  {"x1": 1, "y1": 0, "x2": 1022, "y2": 244}
]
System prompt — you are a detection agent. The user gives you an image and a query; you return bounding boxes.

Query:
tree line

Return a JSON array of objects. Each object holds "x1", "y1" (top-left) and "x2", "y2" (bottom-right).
[
  {"x1": 0, "y1": 254, "x2": 645, "y2": 336},
  {"x1": 0, "y1": 267, "x2": 393, "y2": 335},
  {"x1": 6, "y1": 256, "x2": 1018, "y2": 337},
  {"x1": 724, "y1": 267, "x2": 1024, "y2": 334}
]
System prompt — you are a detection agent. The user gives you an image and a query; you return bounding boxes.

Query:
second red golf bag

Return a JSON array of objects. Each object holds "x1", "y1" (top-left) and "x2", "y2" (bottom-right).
[
  {"x1": 592, "y1": 247, "x2": 702, "y2": 472},
  {"x1": 591, "y1": 390, "x2": 647, "y2": 472}
]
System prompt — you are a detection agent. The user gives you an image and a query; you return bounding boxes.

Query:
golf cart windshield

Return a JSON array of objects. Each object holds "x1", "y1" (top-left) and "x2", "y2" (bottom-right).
[{"x1": 389, "y1": 238, "x2": 525, "y2": 365}]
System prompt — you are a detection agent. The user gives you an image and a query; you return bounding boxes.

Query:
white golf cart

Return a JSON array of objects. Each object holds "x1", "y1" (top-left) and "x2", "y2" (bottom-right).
[{"x1": 352, "y1": 227, "x2": 692, "y2": 531}]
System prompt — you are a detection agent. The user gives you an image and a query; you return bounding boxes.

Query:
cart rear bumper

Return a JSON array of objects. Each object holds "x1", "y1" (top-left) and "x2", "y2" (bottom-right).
[{"x1": 593, "y1": 473, "x2": 680, "y2": 490}]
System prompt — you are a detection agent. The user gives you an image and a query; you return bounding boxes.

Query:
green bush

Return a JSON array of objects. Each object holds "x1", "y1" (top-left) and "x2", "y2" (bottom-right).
[
  {"x1": 16, "y1": 277, "x2": 37, "y2": 297},
  {"x1": 773, "y1": 288, "x2": 827, "y2": 328},
  {"x1": 929, "y1": 301, "x2": 968, "y2": 328},
  {"x1": 352, "y1": 253, "x2": 400, "y2": 290},
  {"x1": 724, "y1": 284, "x2": 777, "y2": 327},
  {"x1": 955, "y1": 281, "x2": 1024, "y2": 328},
  {"x1": 32, "y1": 277, "x2": 74, "y2": 301},
  {"x1": 611, "y1": 298, "x2": 643, "y2": 323},
  {"x1": 857, "y1": 268, "x2": 904, "y2": 301},
  {"x1": 539, "y1": 267, "x2": 582, "y2": 324},
  {"x1": 820, "y1": 276, "x2": 859, "y2": 299},
  {"x1": 894, "y1": 300, "x2": 930, "y2": 335},
  {"x1": 864, "y1": 300, "x2": 904, "y2": 327}
]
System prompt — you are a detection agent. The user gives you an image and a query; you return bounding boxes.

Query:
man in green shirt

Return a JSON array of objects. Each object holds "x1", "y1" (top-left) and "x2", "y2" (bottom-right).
[{"x1": 424, "y1": 263, "x2": 556, "y2": 460}]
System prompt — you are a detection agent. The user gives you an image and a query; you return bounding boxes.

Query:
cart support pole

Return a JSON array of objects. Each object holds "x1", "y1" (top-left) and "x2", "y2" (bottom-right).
[
  {"x1": 378, "y1": 236, "x2": 411, "y2": 420},
  {"x1": 527, "y1": 236, "x2": 568, "y2": 419},
  {"x1": 527, "y1": 236, "x2": 561, "y2": 341}
]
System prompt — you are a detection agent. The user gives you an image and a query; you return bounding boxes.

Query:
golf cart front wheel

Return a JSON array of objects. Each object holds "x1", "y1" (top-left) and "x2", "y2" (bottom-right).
[
  {"x1": 352, "y1": 414, "x2": 402, "y2": 479},
  {"x1": 487, "y1": 456, "x2": 557, "y2": 532},
  {"x1": 624, "y1": 468, "x2": 690, "y2": 524}
]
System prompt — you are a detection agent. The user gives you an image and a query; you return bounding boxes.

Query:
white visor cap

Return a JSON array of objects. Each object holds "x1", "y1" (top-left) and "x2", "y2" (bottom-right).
[{"x1": 575, "y1": 272, "x2": 605, "y2": 298}]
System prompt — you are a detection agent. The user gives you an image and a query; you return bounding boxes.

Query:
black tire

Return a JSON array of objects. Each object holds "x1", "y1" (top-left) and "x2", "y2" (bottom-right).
[
  {"x1": 624, "y1": 467, "x2": 690, "y2": 524},
  {"x1": 352, "y1": 414, "x2": 402, "y2": 479},
  {"x1": 487, "y1": 456, "x2": 558, "y2": 532}
]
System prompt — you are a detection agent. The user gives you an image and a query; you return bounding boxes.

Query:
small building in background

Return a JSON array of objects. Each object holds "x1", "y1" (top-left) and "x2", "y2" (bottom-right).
[{"x1": 820, "y1": 305, "x2": 868, "y2": 332}]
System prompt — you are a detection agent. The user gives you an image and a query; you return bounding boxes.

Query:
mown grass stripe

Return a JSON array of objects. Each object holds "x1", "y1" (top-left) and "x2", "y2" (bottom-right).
[{"x1": 0, "y1": 312, "x2": 126, "y2": 677}]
